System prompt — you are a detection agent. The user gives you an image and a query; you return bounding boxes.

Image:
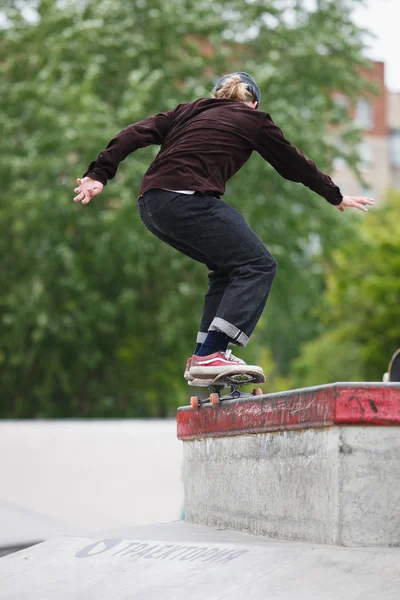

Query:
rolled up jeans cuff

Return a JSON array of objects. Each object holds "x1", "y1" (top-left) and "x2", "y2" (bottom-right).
[
  {"x1": 209, "y1": 317, "x2": 249, "y2": 348},
  {"x1": 196, "y1": 331, "x2": 208, "y2": 344}
]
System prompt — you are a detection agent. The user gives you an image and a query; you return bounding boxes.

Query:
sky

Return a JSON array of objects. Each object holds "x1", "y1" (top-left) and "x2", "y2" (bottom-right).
[{"x1": 353, "y1": 0, "x2": 400, "y2": 92}]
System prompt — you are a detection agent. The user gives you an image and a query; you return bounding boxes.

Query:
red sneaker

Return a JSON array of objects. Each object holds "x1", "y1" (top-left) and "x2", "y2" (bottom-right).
[
  {"x1": 184, "y1": 357, "x2": 193, "y2": 381},
  {"x1": 189, "y1": 349, "x2": 263, "y2": 379},
  {"x1": 184, "y1": 356, "x2": 215, "y2": 386},
  {"x1": 184, "y1": 350, "x2": 245, "y2": 382}
]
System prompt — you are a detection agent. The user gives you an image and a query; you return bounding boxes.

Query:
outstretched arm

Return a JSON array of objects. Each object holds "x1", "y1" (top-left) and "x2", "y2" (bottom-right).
[
  {"x1": 82, "y1": 112, "x2": 172, "y2": 185},
  {"x1": 73, "y1": 110, "x2": 173, "y2": 204},
  {"x1": 253, "y1": 113, "x2": 373, "y2": 211}
]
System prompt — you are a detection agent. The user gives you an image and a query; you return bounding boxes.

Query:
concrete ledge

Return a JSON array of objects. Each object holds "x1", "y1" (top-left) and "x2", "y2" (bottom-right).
[
  {"x1": 179, "y1": 384, "x2": 400, "y2": 547},
  {"x1": 177, "y1": 383, "x2": 400, "y2": 440},
  {"x1": 182, "y1": 426, "x2": 400, "y2": 546}
]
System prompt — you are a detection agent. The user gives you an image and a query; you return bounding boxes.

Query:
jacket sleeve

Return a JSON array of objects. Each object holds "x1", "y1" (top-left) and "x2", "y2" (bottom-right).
[
  {"x1": 82, "y1": 111, "x2": 172, "y2": 185},
  {"x1": 253, "y1": 112, "x2": 343, "y2": 205}
]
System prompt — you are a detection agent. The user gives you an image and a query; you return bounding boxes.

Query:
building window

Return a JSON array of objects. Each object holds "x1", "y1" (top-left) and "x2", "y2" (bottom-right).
[
  {"x1": 361, "y1": 184, "x2": 373, "y2": 197},
  {"x1": 333, "y1": 93, "x2": 349, "y2": 109},
  {"x1": 358, "y1": 140, "x2": 373, "y2": 171},
  {"x1": 355, "y1": 99, "x2": 374, "y2": 130},
  {"x1": 390, "y1": 130, "x2": 400, "y2": 167},
  {"x1": 332, "y1": 136, "x2": 348, "y2": 171}
]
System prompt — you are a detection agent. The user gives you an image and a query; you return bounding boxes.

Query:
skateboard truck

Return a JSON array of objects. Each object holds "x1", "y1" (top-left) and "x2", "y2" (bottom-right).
[{"x1": 189, "y1": 370, "x2": 265, "y2": 409}]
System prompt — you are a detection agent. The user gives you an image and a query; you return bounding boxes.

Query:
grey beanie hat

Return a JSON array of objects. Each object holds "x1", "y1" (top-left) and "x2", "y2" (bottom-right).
[{"x1": 213, "y1": 72, "x2": 261, "y2": 108}]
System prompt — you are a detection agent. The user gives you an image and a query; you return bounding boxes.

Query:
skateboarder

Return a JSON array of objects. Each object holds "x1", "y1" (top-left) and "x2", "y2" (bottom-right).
[{"x1": 74, "y1": 72, "x2": 374, "y2": 384}]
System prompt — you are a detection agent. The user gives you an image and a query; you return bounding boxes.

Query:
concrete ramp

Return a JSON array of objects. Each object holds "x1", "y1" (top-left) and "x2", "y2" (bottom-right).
[
  {"x1": 1, "y1": 521, "x2": 400, "y2": 599},
  {"x1": 0, "y1": 498, "x2": 73, "y2": 557}
]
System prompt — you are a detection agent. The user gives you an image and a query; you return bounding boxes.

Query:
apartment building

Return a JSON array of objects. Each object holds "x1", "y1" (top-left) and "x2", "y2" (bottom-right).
[
  {"x1": 389, "y1": 91, "x2": 400, "y2": 189},
  {"x1": 332, "y1": 61, "x2": 400, "y2": 203}
]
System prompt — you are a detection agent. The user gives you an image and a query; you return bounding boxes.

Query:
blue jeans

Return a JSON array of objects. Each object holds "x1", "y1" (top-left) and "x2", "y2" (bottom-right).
[{"x1": 138, "y1": 189, "x2": 277, "y2": 347}]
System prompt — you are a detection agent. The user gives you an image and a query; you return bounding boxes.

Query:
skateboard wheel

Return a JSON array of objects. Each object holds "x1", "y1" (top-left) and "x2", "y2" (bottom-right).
[
  {"x1": 210, "y1": 392, "x2": 220, "y2": 406},
  {"x1": 252, "y1": 388, "x2": 263, "y2": 396},
  {"x1": 190, "y1": 396, "x2": 199, "y2": 409}
]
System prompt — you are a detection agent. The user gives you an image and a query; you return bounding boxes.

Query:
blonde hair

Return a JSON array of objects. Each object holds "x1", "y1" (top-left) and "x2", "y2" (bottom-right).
[{"x1": 213, "y1": 75, "x2": 255, "y2": 104}]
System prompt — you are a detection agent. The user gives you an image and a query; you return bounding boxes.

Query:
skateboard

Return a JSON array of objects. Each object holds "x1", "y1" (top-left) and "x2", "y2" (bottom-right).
[
  {"x1": 383, "y1": 348, "x2": 400, "y2": 382},
  {"x1": 189, "y1": 369, "x2": 266, "y2": 409}
]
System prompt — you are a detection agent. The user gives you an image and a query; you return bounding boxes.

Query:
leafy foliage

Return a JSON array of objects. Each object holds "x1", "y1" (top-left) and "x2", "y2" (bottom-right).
[
  {"x1": 0, "y1": 0, "x2": 371, "y2": 416},
  {"x1": 291, "y1": 190, "x2": 400, "y2": 385}
]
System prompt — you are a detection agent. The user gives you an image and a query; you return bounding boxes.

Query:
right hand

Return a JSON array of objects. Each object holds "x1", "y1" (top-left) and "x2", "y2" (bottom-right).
[
  {"x1": 73, "y1": 177, "x2": 104, "y2": 205},
  {"x1": 337, "y1": 195, "x2": 374, "y2": 213}
]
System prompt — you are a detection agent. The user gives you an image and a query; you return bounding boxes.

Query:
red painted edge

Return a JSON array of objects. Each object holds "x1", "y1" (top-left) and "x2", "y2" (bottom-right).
[{"x1": 176, "y1": 384, "x2": 400, "y2": 440}]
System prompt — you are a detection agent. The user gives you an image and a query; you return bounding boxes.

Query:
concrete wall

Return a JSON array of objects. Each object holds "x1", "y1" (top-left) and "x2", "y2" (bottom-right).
[
  {"x1": 0, "y1": 420, "x2": 183, "y2": 552},
  {"x1": 183, "y1": 426, "x2": 400, "y2": 547}
]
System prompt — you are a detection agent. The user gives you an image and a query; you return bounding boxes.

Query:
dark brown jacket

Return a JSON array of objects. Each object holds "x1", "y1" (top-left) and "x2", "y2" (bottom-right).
[{"x1": 84, "y1": 98, "x2": 342, "y2": 205}]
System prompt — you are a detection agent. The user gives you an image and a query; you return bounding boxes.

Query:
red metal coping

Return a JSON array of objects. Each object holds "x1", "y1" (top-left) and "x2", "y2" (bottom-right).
[{"x1": 177, "y1": 384, "x2": 400, "y2": 440}]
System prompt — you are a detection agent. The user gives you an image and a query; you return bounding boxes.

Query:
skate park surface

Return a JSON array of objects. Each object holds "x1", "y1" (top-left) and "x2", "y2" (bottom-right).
[
  {"x1": 1, "y1": 520, "x2": 400, "y2": 600},
  {"x1": 1, "y1": 383, "x2": 400, "y2": 598}
]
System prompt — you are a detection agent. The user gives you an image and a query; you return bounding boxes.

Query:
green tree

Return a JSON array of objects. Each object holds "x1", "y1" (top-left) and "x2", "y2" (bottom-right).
[
  {"x1": 219, "y1": 0, "x2": 373, "y2": 374},
  {"x1": 0, "y1": 0, "x2": 371, "y2": 416},
  {"x1": 0, "y1": 0, "x2": 221, "y2": 417},
  {"x1": 291, "y1": 190, "x2": 400, "y2": 386}
]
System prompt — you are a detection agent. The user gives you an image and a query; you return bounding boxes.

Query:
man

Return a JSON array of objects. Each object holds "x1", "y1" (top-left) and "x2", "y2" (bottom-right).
[{"x1": 74, "y1": 72, "x2": 373, "y2": 385}]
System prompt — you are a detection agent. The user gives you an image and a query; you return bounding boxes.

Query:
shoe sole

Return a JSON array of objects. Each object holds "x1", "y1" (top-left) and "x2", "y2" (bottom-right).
[
  {"x1": 188, "y1": 378, "x2": 215, "y2": 387},
  {"x1": 190, "y1": 365, "x2": 264, "y2": 378},
  {"x1": 189, "y1": 372, "x2": 265, "y2": 386}
]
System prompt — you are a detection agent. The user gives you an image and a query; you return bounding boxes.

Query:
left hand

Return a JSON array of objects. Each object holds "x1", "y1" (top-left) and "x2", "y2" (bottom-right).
[
  {"x1": 73, "y1": 177, "x2": 104, "y2": 205},
  {"x1": 337, "y1": 195, "x2": 374, "y2": 213}
]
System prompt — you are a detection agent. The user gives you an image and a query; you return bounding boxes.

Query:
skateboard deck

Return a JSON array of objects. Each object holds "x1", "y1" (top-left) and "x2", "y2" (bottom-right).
[
  {"x1": 189, "y1": 369, "x2": 266, "y2": 409},
  {"x1": 384, "y1": 348, "x2": 400, "y2": 382}
]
